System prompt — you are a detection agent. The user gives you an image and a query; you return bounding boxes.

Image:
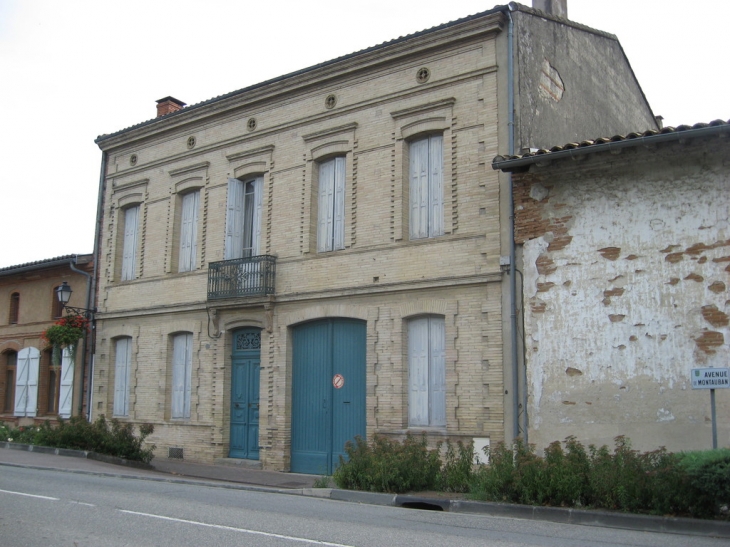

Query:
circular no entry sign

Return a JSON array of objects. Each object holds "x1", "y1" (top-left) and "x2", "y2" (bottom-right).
[{"x1": 332, "y1": 374, "x2": 345, "y2": 389}]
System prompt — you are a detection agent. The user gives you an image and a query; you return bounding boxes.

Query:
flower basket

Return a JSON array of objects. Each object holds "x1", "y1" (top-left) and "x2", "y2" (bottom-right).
[{"x1": 41, "y1": 313, "x2": 89, "y2": 368}]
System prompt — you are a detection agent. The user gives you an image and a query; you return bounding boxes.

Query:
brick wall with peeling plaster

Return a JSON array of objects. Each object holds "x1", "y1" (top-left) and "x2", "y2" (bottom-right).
[{"x1": 513, "y1": 140, "x2": 729, "y2": 453}]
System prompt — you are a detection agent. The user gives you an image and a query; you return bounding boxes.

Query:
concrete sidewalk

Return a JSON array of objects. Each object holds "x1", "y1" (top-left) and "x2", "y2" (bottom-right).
[{"x1": 1, "y1": 442, "x2": 728, "y2": 539}]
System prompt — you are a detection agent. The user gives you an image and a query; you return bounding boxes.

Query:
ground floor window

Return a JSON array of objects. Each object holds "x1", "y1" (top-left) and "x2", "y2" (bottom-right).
[{"x1": 408, "y1": 315, "x2": 446, "y2": 427}]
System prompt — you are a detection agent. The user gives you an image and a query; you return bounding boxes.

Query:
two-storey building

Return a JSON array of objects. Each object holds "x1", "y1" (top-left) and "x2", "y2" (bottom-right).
[{"x1": 91, "y1": 3, "x2": 657, "y2": 472}]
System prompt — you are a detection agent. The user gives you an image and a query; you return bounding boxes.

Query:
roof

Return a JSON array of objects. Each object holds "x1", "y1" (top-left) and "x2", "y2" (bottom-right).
[
  {"x1": 0, "y1": 254, "x2": 93, "y2": 277},
  {"x1": 95, "y1": 3, "x2": 617, "y2": 145},
  {"x1": 492, "y1": 119, "x2": 730, "y2": 172}
]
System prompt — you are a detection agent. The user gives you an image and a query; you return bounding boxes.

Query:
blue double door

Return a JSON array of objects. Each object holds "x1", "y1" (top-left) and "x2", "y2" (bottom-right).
[
  {"x1": 291, "y1": 318, "x2": 366, "y2": 475},
  {"x1": 229, "y1": 328, "x2": 260, "y2": 460}
]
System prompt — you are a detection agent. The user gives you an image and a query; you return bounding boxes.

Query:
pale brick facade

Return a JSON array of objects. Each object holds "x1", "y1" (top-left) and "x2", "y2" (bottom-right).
[{"x1": 93, "y1": 4, "x2": 656, "y2": 468}]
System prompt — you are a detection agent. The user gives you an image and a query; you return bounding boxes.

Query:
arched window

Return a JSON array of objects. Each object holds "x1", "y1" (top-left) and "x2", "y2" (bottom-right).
[
  {"x1": 407, "y1": 315, "x2": 446, "y2": 427},
  {"x1": 9, "y1": 293, "x2": 19, "y2": 324}
]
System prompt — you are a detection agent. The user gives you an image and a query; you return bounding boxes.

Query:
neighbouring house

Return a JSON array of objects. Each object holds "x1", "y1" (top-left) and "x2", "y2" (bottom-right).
[
  {"x1": 91, "y1": 2, "x2": 657, "y2": 471},
  {"x1": 0, "y1": 255, "x2": 94, "y2": 426},
  {"x1": 493, "y1": 120, "x2": 730, "y2": 453}
]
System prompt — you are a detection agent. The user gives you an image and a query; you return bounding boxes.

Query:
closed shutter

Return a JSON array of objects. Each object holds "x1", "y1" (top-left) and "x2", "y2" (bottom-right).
[
  {"x1": 224, "y1": 179, "x2": 244, "y2": 260},
  {"x1": 429, "y1": 317, "x2": 446, "y2": 427},
  {"x1": 14, "y1": 347, "x2": 40, "y2": 417},
  {"x1": 113, "y1": 338, "x2": 131, "y2": 416},
  {"x1": 410, "y1": 138, "x2": 429, "y2": 239},
  {"x1": 333, "y1": 157, "x2": 345, "y2": 250},
  {"x1": 251, "y1": 176, "x2": 263, "y2": 256},
  {"x1": 58, "y1": 348, "x2": 74, "y2": 419},
  {"x1": 172, "y1": 333, "x2": 192, "y2": 419},
  {"x1": 317, "y1": 159, "x2": 335, "y2": 252},
  {"x1": 121, "y1": 205, "x2": 139, "y2": 281},
  {"x1": 408, "y1": 318, "x2": 429, "y2": 426},
  {"x1": 428, "y1": 135, "x2": 444, "y2": 237},
  {"x1": 178, "y1": 191, "x2": 200, "y2": 272}
]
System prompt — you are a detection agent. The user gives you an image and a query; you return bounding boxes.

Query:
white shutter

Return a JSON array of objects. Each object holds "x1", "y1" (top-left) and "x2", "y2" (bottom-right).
[
  {"x1": 409, "y1": 138, "x2": 429, "y2": 239},
  {"x1": 172, "y1": 333, "x2": 192, "y2": 419},
  {"x1": 179, "y1": 191, "x2": 199, "y2": 272},
  {"x1": 408, "y1": 318, "x2": 429, "y2": 426},
  {"x1": 113, "y1": 338, "x2": 131, "y2": 416},
  {"x1": 252, "y1": 176, "x2": 263, "y2": 256},
  {"x1": 14, "y1": 347, "x2": 40, "y2": 417},
  {"x1": 317, "y1": 160, "x2": 335, "y2": 252},
  {"x1": 429, "y1": 317, "x2": 446, "y2": 427},
  {"x1": 428, "y1": 135, "x2": 444, "y2": 237},
  {"x1": 58, "y1": 348, "x2": 74, "y2": 419},
  {"x1": 121, "y1": 206, "x2": 139, "y2": 281},
  {"x1": 224, "y1": 179, "x2": 244, "y2": 260},
  {"x1": 333, "y1": 157, "x2": 345, "y2": 250}
]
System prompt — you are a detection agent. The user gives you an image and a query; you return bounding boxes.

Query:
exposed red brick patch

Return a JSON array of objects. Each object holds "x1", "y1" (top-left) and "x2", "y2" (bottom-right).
[
  {"x1": 684, "y1": 273, "x2": 704, "y2": 282},
  {"x1": 665, "y1": 253, "x2": 683, "y2": 263},
  {"x1": 660, "y1": 334, "x2": 668, "y2": 341},
  {"x1": 609, "y1": 275, "x2": 623, "y2": 282},
  {"x1": 602, "y1": 298, "x2": 611, "y2": 306},
  {"x1": 609, "y1": 314, "x2": 625, "y2": 322},
  {"x1": 617, "y1": 344, "x2": 626, "y2": 350},
  {"x1": 562, "y1": 401, "x2": 576, "y2": 405},
  {"x1": 537, "y1": 282, "x2": 555, "y2": 292},
  {"x1": 708, "y1": 281, "x2": 726, "y2": 294},
  {"x1": 585, "y1": 402, "x2": 592, "y2": 405},
  {"x1": 701, "y1": 305, "x2": 729, "y2": 327},
  {"x1": 536, "y1": 255, "x2": 557, "y2": 275},
  {"x1": 694, "y1": 331, "x2": 724, "y2": 355},
  {"x1": 598, "y1": 247, "x2": 621, "y2": 261},
  {"x1": 634, "y1": 323, "x2": 645, "y2": 326},
  {"x1": 548, "y1": 235, "x2": 573, "y2": 251},
  {"x1": 698, "y1": 256, "x2": 708, "y2": 264},
  {"x1": 634, "y1": 270, "x2": 644, "y2": 273},
  {"x1": 629, "y1": 335, "x2": 638, "y2": 341},
  {"x1": 667, "y1": 278, "x2": 680, "y2": 285},
  {"x1": 713, "y1": 255, "x2": 730, "y2": 263},
  {"x1": 565, "y1": 367, "x2": 582, "y2": 376},
  {"x1": 660, "y1": 245, "x2": 680, "y2": 253},
  {"x1": 531, "y1": 301, "x2": 546, "y2": 313},
  {"x1": 563, "y1": 280, "x2": 572, "y2": 287},
  {"x1": 604, "y1": 288, "x2": 625, "y2": 298},
  {"x1": 625, "y1": 254, "x2": 638, "y2": 260}
]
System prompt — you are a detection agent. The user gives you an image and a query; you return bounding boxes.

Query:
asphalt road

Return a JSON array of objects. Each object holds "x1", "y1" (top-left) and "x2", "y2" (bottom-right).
[{"x1": 1, "y1": 466, "x2": 727, "y2": 547}]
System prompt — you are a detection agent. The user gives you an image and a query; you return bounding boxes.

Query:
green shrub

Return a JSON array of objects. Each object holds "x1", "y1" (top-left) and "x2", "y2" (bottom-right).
[
  {"x1": 333, "y1": 433, "x2": 441, "y2": 493},
  {"x1": 1, "y1": 416, "x2": 156, "y2": 464},
  {"x1": 437, "y1": 440, "x2": 474, "y2": 493},
  {"x1": 676, "y1": 449, "x2": 730, "y2": 519}
]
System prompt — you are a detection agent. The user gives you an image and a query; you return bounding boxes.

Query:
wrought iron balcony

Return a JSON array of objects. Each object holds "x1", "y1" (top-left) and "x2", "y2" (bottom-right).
[{"x1": 207, "y1": 255, "x2": 276, "y2": 300}]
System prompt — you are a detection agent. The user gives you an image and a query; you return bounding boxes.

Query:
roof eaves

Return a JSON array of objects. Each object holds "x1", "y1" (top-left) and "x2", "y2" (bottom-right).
[{"x1": 0, "y1": 254, "x2": 93, "y2": 277}]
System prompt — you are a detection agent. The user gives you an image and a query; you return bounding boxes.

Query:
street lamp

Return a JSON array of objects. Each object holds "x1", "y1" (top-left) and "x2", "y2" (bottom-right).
[{"x1": 56, "y1": 281, "x2": 95, "y2": 317}]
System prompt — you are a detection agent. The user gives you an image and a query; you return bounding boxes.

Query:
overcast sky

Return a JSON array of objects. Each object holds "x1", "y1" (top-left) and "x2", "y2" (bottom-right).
[{"x1": 0, "y1": 0, "x2": 727, "y2": 269}]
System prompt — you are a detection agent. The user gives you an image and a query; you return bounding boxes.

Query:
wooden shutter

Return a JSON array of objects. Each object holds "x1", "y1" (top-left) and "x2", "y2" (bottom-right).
[
  {"x1": 178, "y1": 191, "x2": 199, "y2": 272},
  {"x1": 333, "y1": 157, "x2": 345, "y2": 250},
  {"x1": 224, "y1": 179, "x2": 244, "y2": 260},
  {"x1": 317, "y1": 159, "x2": 335, "y2": 252},
  {"x1": 428, "y1": 135, "x2": 444, "y2": 237},
  {"x1": 408, "y1": 318, "x2": 429, "y2": 426},
  {"x1": 14, "y1": 347, "x2": 39, "y2": 417},
  {"x1": 428, "y1": 317, "x2": 446, "y2": 426},
  {"x1": 121, "y1": 205, "x2": 139, "y2": 281},
  {"x1": 172, "y1": 333, "x2": 192, "y2": 419},
  {"x1": 58, "y1": 348, "x2": 74, "y2": 419},
  {"x1": 113, "y1": 338, "x2": 131, "y2": 416},
  {"x1": 252, "y1": 176, "x2": 263, "y2": 256},
  {"x1": 409, "y1": 138, "x2": 429, "y2": 239}
]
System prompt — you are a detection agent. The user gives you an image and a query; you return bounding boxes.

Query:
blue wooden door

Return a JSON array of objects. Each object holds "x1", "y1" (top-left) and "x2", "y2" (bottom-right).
[
  {"x1": 229, "y1": 329, "x2": 260, "y2": 459},
  {"x1": 291, "y1": 319, "x2": 366, "y2": 474}
]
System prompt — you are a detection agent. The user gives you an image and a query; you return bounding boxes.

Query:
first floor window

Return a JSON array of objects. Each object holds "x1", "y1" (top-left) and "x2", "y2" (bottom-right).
[
  {"x1": 409, "y1": 135, "x2": 443, "y2": 239},
  {"x1": 408, "y1": 316, "x2": 446, "y2": 427},
  {"x1": 225, "y1": 176, "x2": 263, "y2": 259},
  {"x1": 113, "y1": 338, "x2": 132, "y2": 416},
  {"x1": 178, "y1": 191, "x2": 200, "y2": 272},
  {"x1": 121, "y1": 205, "x2": 140, "y2": 281},
  {"x1": 317, "y1": 156, "x2": 345, "y2": 252},
  {"x1": 172, "y1": 333, "x2": 193, "y2": 419},
  {"x1": 9, "y1": 292, "x2": 19, "y2": 324}
]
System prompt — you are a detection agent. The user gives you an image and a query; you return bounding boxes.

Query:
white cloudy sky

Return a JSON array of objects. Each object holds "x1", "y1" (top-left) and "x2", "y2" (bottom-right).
[{"x1": 0, "y1": 0, "x2": 727, "y2": 269}]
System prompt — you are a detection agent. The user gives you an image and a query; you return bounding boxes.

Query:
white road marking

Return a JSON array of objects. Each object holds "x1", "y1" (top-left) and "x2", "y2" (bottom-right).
[
  {"x1": 0, "y1": 488, "x2": 59, "y2": 501},
  {"x1": 69, "y1": 500, "x2": 96, "y2": 507},
  {"x1": 119, "y1": 509, "x2": 356, "y2": 546}
]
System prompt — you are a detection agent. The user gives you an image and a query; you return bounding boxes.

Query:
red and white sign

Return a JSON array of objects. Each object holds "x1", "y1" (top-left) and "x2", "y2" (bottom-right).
[{"x1": 332, "y1": 374, "x2": 345, "y2": 389}]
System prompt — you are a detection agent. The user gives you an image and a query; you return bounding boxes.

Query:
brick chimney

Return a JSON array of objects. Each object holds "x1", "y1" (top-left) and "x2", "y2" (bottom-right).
[
  {"x1": 533, "y1": 0, "x2": 568, "y2": 18},
  {"x1": 156, "y1": 96, "x2": 186, "y2": 117}
]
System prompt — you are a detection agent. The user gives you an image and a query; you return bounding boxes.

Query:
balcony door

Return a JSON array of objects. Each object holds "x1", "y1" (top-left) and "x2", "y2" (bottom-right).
[{"x1": 225, "y1": 176, "x2": 262, "y2": 260}]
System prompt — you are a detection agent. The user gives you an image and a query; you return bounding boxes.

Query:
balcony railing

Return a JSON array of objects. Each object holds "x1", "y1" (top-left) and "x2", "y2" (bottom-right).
[{"x1": 207, "y1": 255, "x2": 276, "y2": 300}]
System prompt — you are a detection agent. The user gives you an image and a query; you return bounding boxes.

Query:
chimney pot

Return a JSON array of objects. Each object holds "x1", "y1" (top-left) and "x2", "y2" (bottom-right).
[{"x1": 156, "y1": 96, "x2": 186, "y2": 117}]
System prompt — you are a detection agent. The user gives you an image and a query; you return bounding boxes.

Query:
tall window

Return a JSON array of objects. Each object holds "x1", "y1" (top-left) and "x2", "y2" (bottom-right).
[
  {"x1": 2, "y1": 351, "x2": 16, "y2": 413},
  {"x1": 408, "y1": 316, "x2": 446, "y2": 427},
  {"x1": 171, "y1": 333, "x2": 193, "y2": 419},
  {"x1": 317, "y1": 156, "x2": 345, "y2": 252},
  {"x1": 409, "y1": 135, "x2": 443, "y2": 239},
  {"x1": 178, "y1": 191, "x2": 200, "y2": 272},
  {"x1": 14, "y1": 347, "x2": 39, "y2": 417},
  {"x1": 9, "y1": 292, "x2": 19, "y2": 324},
  {"x1": 121, "y1": 205, "x2": 140, "y2": 281},
  {"x1": 225, "y1": 177, "x2": 262, "y2": 259},
  {"x1": 113, "y1": 338, "x2": 132, "y2": 416}
]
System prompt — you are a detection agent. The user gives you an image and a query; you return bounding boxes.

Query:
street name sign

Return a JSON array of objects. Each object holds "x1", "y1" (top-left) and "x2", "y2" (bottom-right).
[{"x1": 691, "y1": 367, "x2": 730, "y2": 389}]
